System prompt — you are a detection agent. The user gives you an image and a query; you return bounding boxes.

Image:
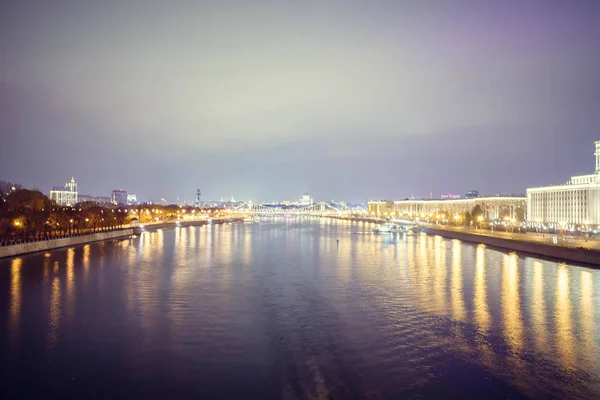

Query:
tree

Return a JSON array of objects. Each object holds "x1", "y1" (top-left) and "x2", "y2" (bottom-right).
[
  {"x1": 472, "y1": 204, "x2": 483, "y2": 219},
  {"x1": 462, "y1": 211, "x2": 472, "y2": 225},
  {"x1": 0, "y1": 180, "x2": 22, "y2": 203}
]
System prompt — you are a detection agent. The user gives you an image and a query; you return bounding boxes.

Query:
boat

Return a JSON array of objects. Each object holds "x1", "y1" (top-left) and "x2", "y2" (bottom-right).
[
  {"x1": 390, "y1": 225, "x2": 410, "y2": 233},
  {"x1": 373, "y1": 223, "x2": 393, "y2": 234}
]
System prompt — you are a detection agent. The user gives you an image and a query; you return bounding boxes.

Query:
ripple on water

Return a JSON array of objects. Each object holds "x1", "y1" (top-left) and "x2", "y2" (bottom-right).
[{"x1": 0, "y1": 219, "x2": 599, "y2": 399}]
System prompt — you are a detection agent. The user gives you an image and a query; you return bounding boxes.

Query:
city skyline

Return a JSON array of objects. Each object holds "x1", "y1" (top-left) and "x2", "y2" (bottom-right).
[{"x1": 2, "y1": 1, "x2": 600, "y2": 202}]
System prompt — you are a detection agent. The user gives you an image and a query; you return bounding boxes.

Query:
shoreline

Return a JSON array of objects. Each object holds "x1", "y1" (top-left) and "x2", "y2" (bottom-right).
[
  {"x1": 421, "y1": 226, "x2": 600, "y2": 267},
  {"x1": 334, "y1": 216, "x2": 600, "y2": 267},
  {"x1": 0, "y1": 218, "x2": 245, "y2": 259},
  {"x1": 0, "y1": 229, "x2": 134, "y2": 259}
]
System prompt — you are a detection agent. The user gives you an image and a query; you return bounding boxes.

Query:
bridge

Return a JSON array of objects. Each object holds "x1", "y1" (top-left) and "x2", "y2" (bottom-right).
[
  {"x1": 230, "y1": 202, "x2": 419, "y2": 229},
  {"x1": 231, "y1": 201, "x2": 343, "y2": 216}
]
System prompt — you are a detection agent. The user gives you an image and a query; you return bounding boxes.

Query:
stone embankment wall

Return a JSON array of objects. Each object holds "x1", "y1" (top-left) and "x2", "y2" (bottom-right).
[
  {"x1": 422, "y1": 227, "x2": 600, "y2": 266},
  {"x1": 0, "y1": 229, "x2": 134, "y2": 259}
]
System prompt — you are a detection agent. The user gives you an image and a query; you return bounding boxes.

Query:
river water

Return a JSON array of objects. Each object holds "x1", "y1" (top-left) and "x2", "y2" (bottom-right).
[{"x1": 1, "y1": 218, "x2": 599, "y2": 399}]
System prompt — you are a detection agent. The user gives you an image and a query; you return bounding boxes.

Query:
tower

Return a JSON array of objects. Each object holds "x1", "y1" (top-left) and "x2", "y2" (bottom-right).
[
  {"x1": 196, "y1": 187, "x2": 201, "y2": 207},
  {"x1": 594, "y1": 140, "x2": 600, "y2": 174}
]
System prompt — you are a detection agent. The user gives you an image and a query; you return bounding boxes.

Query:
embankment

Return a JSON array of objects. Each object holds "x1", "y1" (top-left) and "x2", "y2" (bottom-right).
[
  {"x1": 422, "y1": 227, "x2": 600, "y2": 266},
  {"x1": 134, "y1": 218, "x2": 244, "y2": 234},
  {"x1": 0, "y1": 229, "x2": 134, "y2": 259}
]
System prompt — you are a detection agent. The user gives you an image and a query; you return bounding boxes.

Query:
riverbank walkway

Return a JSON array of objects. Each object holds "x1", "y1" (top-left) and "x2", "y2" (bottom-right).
[{"x1": 426, "y1": 225, "x2": 600, "y2": 252}]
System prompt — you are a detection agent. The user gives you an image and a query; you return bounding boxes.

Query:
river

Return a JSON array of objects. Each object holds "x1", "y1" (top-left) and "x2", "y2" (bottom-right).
[{"x1": 1, "y1": 218, "x2": 599, "y2": 399}]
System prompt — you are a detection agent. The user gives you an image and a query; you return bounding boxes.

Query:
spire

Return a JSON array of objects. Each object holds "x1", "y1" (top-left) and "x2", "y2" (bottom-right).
[{"x1": 595, "y1": 140, "x2": 600, "y2": 174}]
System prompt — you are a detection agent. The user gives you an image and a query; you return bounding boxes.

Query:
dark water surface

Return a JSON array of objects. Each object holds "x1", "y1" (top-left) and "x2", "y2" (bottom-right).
[{"x1": 1, "y1": 218, "x2": 599, "y2": 399}]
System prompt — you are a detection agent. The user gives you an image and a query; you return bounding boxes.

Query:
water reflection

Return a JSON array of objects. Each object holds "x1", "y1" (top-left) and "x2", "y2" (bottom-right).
[
  {"x1": 433, "y1": 236, "x2": 447, "y2": 315},
  {"x1": 83, "y1": 244, "x2": 90, "y2": 280},
  {"x1": 451, "y1": 240, "x2": 466, "y2": 321},
  {"x1": 1, "y1": 220, "x2": 599, "y2": 399},
  {"x1": 47, "y1": 276, "x2": 61, "y2": 348},
  {"x1": 502, "y1": 253, "x2": 524, "y2": 352},
  {"x1": 9, "y1": 258, "x2": 22, "y2": 346},
  {"x1": 66, "y1": 248, "x2": 75, "y2": 319},
  {"x1": 473, "y1": 245, "x2": 490, "y2": 331},
  {"x1": 531, "y1": 261, "x2": 548, "y2": 354},
  {"x1": 555, "y1": 264, "x2": 575, "y2": 369},
  {"x1": 579, "y1": 270, "x2": 596, "y2": 368}
]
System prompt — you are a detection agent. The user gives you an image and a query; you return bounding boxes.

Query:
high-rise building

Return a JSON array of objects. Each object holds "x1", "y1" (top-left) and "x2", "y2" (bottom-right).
[
  {"x1": 50, "y1": 177, "x2": 78, "y2": 206},
  {"x1": 527, "y1": 140, "x2": 600, "y2": 230},
  {"x1": 111, "y1": 189, "x2": 128, "y2": 205},
  {"x1": 196, "y1": 187, "x2": 201, "y2": 207},
  {"x1": 127, "y1": 194, "x2": 138, "y2": 205}
]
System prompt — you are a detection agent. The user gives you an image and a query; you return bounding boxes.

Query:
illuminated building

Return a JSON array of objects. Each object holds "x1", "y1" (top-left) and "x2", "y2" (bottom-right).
[
  {"x1": 111, "y1": 189, "x2": 128, "y2": 205},
  {"x1": 49, "y1": 177, "x2": 78, "y2": 206},
  {"x1": 369, "y1": 196, "x2": 525, "y2": 221},
  {"x1": 299, "y1": 191, "x2": 314, "y2": 206},
  {"x1": 79, "y1": 195, "x2": 111, "y2": 204},
  {"x1": 127, "y1": 194, "x2": 138, "y2": 205},
  {"x1": 527, "y1": 140, "x2": 600, "y2": 230}
]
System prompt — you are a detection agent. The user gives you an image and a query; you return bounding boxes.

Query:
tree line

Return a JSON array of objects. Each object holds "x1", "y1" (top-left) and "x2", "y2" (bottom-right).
[
  {"x1": 0, "y1": 181, "x2": 226, "y2": 243},
  {"x1": 1, "y1": 186, "x2": 130, "y2": 243}
]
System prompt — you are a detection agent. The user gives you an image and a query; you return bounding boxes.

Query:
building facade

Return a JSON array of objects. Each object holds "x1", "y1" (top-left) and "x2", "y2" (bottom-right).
[
  {"x1": 127, "y1": 194, "x2": 138, "y2": 205},
  {"x1": 369, "y1": 196, "x2": 525, "y2": 221},
  {"x1": 49, "y1": 177, "x2": 78, "y2": 206},
  {"x1": 111, "y1": 189, "x2": 128, "y2": 205},
  {"x1": 298, "y1": 191, "x2": 314, "y2": 206},
  {"x1": 527, "y1": 141, "x2": 600, "y2": 230},
  {"x1": 79, "y1": 195, "x2": 112, "y2": 204}
]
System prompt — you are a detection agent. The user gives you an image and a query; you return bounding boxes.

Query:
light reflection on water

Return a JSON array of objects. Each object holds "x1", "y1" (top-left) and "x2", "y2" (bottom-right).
[
  {"x1": 451, "y1": 240, "x2": 466, "y2": 322},
  {"x1": 0, "y1": 218, "x2": 599, "y2": 399},
  {"x1": 531, "y1": 260, "x2": 549, "y2": 354},
  {"x1": 9, "y1": 258, "x2": 22, "y2": 349},
  {"x1": 474, "y1": 244, "x2": 491, "y2": 331},
  {"x1": 503, "y1": 253, "x2": 524, "y2": 354}
]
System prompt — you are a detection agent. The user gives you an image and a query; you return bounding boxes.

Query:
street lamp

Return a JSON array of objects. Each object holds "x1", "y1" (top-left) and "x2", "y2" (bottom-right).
[
  {"x1": 477, "y1": 215, "x2": 484, "y2": 229},
  {"x1": 454, "y1": 215, "x2": 460, "y2": 226},
  {"x1": 14, "y1": 220, "x2": 23, "y2": 241}
]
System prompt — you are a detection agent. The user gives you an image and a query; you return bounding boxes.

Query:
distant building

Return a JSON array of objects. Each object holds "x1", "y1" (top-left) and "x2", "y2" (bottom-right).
[
  {"x1": 111, "y1": 189, "x2": 128, "y2": 205},
  {"x1": 466, "y1": 190, "x2": 479, "y2": 199},
  {"x1": 369, "y1": 196, "x2": 525, "y2": 221},
  {"x1": 299, "y1": 191, "x2": 314, "y2": 206},
  {"x1": 49, "y1": 177, "x2": 78, "y2": 206},
  {"x1": 527, "y1": 140, "x2": 600, "y2": 230},
  {"x1": 127, "y1": 194, "x2": 138, "y2": 205},
  {"x1": 196, "y1": 187, "x2": 201, "y2": 207},
  {"x1": 441, "y1": 193, "x2": 461, "y2": 199},
  {"x1": 79, "y1": 194, "x2": 112, "y2": 204}
]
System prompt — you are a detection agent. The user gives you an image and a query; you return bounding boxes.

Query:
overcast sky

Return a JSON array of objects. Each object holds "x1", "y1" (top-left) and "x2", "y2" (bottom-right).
[{"x1": 1, "y1": 1, "x2": 599, "y2": 203}]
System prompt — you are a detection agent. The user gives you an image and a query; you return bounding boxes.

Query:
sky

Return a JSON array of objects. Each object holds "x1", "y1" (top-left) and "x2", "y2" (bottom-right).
[{"x1": 1, "y1": 1, "x2": 600, "y2": 203}]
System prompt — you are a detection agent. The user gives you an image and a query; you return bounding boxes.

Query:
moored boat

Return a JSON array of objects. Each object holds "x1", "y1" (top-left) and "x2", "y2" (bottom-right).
[{"x1": 373, "y1": 223, "x2": 393, "y2": 234}]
